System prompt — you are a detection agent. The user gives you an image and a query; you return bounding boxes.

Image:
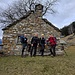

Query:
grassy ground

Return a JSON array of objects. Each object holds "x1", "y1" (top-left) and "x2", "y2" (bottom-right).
[{"x1": 0, "y1": 46, "x2": 75, "y2": 75}]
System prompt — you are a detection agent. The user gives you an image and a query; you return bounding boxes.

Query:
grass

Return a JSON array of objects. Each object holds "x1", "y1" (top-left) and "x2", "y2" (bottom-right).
[{"x1": 0, "y1": 46, "x2": 75, "y2": 75}]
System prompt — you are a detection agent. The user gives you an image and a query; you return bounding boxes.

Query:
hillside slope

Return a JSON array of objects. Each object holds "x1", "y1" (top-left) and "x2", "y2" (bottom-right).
[{"x1": 61, "y1": 33, "x2": 75, "y2": 45}]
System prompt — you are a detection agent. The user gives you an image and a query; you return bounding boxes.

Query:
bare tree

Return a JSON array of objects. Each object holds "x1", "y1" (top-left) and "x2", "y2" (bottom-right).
[{"x1": 0, "y1": 0, "x2": 58, "y2": 28}]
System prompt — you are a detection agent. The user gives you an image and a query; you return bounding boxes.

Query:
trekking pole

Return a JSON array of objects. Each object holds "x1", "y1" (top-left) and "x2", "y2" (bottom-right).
[
  {"x1": 61, "y1": 45, "x2": 68, "y2": 56},
  {"x1": 63, "y1": 49, "x2": 68, "y2": 56}
]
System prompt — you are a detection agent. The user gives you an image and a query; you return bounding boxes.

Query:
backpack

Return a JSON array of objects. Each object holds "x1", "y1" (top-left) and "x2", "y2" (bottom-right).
[
  {"x1": 20, "y1": 36, "x2": 24, "y2": 43},
  {"x1": 49, "y1": 37, "x2": 56, "y2": 46}
]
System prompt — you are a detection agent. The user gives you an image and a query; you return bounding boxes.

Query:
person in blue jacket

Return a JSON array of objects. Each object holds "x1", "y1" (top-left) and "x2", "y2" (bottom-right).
[{"x1": 20, "y1": 34, "x2": 28, "y2": 57}]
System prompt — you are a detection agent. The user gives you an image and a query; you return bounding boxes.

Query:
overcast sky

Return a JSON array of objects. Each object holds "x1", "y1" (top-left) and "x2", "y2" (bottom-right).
[
  {"x1": 45, "y1": 0, "x2": 75, "y2": 28},
  {"x1": 0, "y1": 0, "x2": 75, "y2": 39}
]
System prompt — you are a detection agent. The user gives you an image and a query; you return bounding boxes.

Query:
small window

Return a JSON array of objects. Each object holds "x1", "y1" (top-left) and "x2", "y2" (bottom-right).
[
  {"x1": 16, "y1": 34, "x2": 24, "y2": 44},
  {"x1": 16, "y1": 36, "x2": 21, "y2": 44}
]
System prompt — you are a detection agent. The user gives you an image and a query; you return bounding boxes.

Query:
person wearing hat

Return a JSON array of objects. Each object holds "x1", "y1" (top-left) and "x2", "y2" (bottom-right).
[{"x1": 39, "y1": 34, "x2": 46, "y2": 56}]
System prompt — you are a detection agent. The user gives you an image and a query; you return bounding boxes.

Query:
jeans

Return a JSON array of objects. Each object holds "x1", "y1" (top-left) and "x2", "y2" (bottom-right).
[{"x1": 21, "y1": 43, "x2": 27, "y2": 56}]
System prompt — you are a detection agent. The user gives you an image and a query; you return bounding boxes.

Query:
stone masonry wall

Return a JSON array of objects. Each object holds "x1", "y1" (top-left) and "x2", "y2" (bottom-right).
[{"x1": 3, "y1": 11, "x2": 60, "y2": 55}]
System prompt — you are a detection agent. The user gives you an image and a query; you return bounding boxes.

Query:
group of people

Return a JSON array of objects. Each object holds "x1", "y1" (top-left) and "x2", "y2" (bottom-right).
[{"x1": 20, "y1": 33, "x2": 56, "y2": 57}]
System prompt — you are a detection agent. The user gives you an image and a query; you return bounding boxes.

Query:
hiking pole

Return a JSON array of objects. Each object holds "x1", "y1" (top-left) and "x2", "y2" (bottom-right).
[
  {"x1": 61, "y1": 44, "x2": 68, "y2": 56},
  {"x1": 63, "y1": 49, "x2": 68, "y2": 56}
]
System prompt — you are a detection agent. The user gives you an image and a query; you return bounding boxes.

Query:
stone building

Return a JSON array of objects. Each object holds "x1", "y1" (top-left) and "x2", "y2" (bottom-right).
[{"x1": 2, "y1": 4, "x2": 61, "y2": 55}]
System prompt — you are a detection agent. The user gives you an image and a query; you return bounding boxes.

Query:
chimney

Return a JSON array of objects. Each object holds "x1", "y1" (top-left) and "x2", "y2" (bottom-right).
[{"x1": 35, "y1": 4, "x2": 43, "y2": 17}]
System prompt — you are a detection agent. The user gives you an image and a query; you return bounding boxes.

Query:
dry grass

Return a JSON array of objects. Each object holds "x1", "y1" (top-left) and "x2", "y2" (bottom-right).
[{"x1": 0, "y1": 46, "x2": 75, "y2": 75}]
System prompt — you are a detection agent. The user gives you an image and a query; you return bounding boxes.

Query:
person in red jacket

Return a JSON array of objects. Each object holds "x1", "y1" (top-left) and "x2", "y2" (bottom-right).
[{"x1": 47, "y1": 33, "x2": 56, "y2": 56}]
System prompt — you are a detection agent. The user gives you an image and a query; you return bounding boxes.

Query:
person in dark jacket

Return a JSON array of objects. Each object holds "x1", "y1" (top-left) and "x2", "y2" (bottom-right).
[
  {"x1": 20, "y1": 34, "x2": 28, "y2": 57},
  {"x1": 47, "y1": 33, "x2": 56, "y2": 56},
  {"x1": 39, "y1": 34, "x2": 46, "y2": 56},
  {"x1": 30, "y1": 33, "x2": 39, "y2": 57}
]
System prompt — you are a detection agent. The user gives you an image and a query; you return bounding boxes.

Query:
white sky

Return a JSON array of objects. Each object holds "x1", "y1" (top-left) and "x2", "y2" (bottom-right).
[
  {"x1": 0, "y1": 0, "x2": 75, "y2": 39},
  {"x1": 44, "y1": 0, "x2": 75, "y2": 28}
]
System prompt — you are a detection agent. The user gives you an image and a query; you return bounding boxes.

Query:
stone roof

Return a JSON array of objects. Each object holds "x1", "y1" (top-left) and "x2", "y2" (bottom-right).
[{"x1": 2, "y1": 10, "x2": 60, "y2": 32}]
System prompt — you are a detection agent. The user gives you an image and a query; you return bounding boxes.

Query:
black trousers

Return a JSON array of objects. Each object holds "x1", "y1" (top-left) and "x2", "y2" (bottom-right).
[
  {"x1": 40, "y1": 49, "x2": 44, "y2": 56},
  {"x1": 21, "y1": 43, "x2": 27, "y2": 56},
  {"x1": 30, "y1": 46, "x2": 37, "y2": 57},
  {"x1": 40, "y1": 44, "x2": 45, "y2": 56},
  {"x1": 50, "y1": 45, "x2": 56, "y2": 56}
]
